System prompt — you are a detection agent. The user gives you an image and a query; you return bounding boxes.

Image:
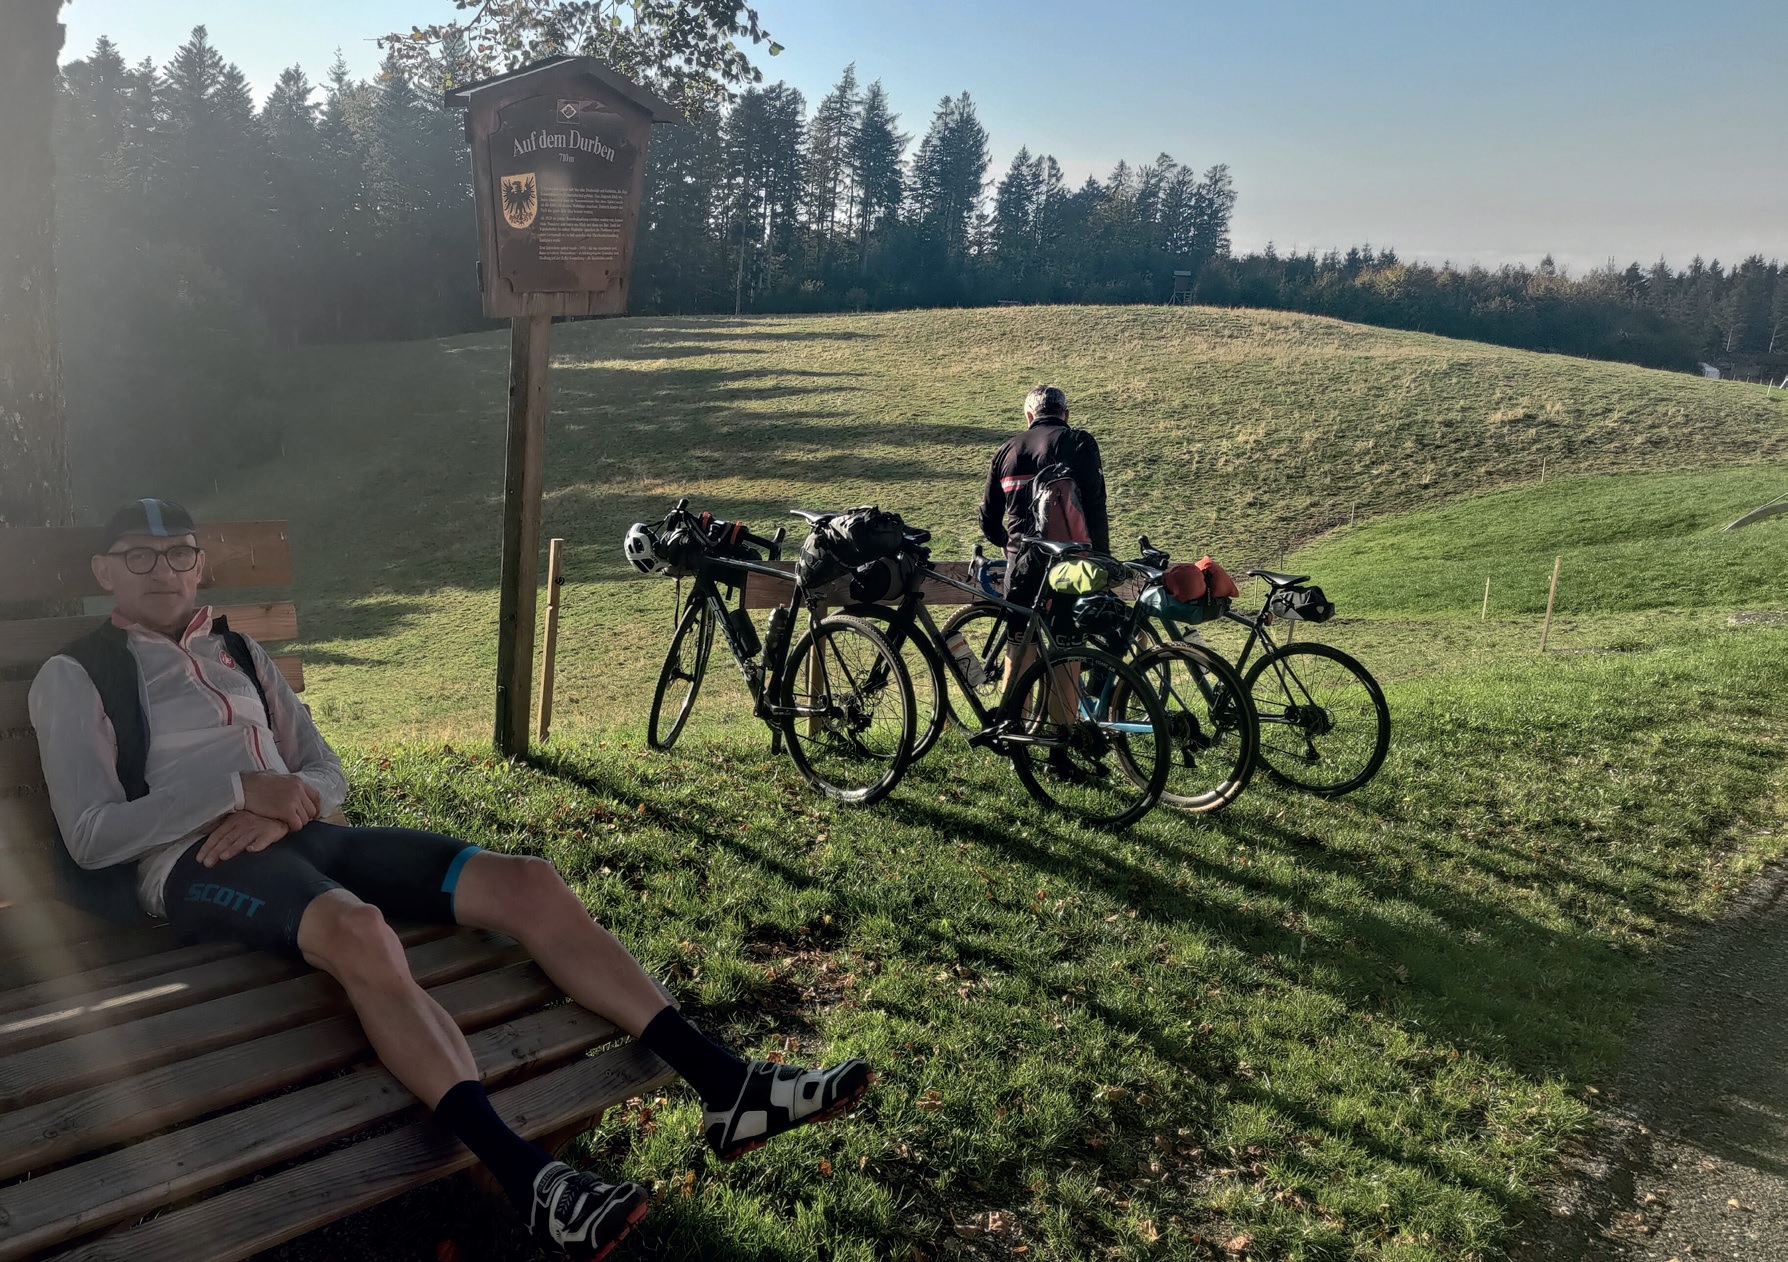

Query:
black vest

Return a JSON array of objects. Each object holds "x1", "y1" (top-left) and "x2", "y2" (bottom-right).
[{"x1": 50, "y1": 617, "x2": 268, "y2": 925}]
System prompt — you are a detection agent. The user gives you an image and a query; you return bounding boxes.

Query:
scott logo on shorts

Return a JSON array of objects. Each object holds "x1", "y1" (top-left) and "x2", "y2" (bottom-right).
[{"x1": 186, "y1": 882, "x2": 265, "y2": 918}]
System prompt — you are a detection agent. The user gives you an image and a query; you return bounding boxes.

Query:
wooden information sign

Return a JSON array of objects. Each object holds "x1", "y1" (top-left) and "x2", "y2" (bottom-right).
[{"x1": 447, "y1": 57, "x2": 679, "y2": 755}]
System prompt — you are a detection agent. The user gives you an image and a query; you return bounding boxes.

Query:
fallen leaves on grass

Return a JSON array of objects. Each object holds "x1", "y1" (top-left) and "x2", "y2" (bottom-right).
[{"x1": 953, "y1": 1210, "x2": 1022, "y2": 1240}]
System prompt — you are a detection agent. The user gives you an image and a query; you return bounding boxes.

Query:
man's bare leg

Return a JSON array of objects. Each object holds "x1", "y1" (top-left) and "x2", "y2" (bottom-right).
[
  {"x1": 297, "y1": 885, "x2": 648, "y2": 1254},
  {"x1": 449, "y1": 850, "x2": 872, "y2": 1162},
  {"x1": 297, "y1": 888, "x2": 473, "y2": 1106},
  {"x1": 450, "y1": 851, "x2": 670, "y2": 1037}
]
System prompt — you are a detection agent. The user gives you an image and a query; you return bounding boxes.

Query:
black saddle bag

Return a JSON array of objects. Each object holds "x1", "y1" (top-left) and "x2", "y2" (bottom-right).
[{"x1": 1268, "y1": 585, "x2": 1335, "y2": 623}]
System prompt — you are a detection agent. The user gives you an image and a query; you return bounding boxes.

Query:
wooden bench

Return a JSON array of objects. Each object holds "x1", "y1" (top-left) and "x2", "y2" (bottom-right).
[{"x1": 0, "y1": 521, "x2": 676, "y2": 1262}]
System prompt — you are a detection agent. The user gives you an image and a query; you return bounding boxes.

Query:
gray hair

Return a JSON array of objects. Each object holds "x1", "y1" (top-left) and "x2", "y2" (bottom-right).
[{"x1": 1024, "y1": 384, "x2": 1068, "y2": 421}]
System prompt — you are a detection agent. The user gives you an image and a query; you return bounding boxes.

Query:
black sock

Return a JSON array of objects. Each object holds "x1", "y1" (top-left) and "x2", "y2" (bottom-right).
[
  {"x1": 434, "y1": 1079, "x2": 554, "y2": 1209},
  {"x1": 639, "y1": 1006, "x2": 750, "y2": 1110}
]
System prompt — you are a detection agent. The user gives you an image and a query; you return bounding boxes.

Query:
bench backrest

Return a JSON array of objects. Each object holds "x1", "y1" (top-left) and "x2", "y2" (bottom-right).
[{"x1": 0, "y1": 521, "x2": 301, "y2": 906}]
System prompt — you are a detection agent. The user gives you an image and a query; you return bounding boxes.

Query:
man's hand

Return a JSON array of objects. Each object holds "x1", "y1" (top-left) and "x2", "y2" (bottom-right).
[
  {"x1": 197, "y1": 811, "x2": 290, "y2": 868},
  {"x1": 240, "y1": 771, "x2": 322, "y2": 831}
]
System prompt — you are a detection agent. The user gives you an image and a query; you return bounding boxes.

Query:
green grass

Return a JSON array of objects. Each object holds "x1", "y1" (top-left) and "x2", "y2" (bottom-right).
[
  {"x1": 176, "y1": 305, "x2": 1788, "y2": 1258},
  {"x1": 1292, "y1": 462, "x2": 1788, "y2": 618},
  {"x1": 340, "y1": 619, "x2": 1788, "y2": 1261}
]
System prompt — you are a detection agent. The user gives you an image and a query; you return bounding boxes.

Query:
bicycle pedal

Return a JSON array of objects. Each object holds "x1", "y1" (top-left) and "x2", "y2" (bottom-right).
[{"x1": 965, "y1": 723, "x2": 1009, "y2": 750}]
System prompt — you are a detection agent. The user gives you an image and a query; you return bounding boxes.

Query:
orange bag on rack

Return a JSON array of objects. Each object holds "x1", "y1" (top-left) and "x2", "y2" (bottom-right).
[
  {"x1": 1161, "y1": 563, "x2": 1206, "y2": 602},
  {"x1": 1194, "y1": 555, "x2": 1240, "y2": 600}
]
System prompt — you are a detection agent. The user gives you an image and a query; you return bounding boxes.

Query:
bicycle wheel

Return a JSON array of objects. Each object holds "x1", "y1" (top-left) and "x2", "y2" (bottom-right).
[
  {"x1": 845, "y1": 604, "x2": 948, "y2": 760},
  {"x1": 1131, "y1": 642, "x2": 1259, "y2": 812},
  {"x1": 938, "y1": 601, "x2": 1014, "y2": 727},
  {"x1": 779, "y1": 613, "x2": 917, "y2": 805},
  {"x1": 1003, "y1": 645, "x2": 1170, "y2": 831},
  {"x1": 1243, "y1": 642, "x2": 1389, "y2": 796},
  {"x1": 648, "y1": 595, "x2": 715, "y2": 751}
]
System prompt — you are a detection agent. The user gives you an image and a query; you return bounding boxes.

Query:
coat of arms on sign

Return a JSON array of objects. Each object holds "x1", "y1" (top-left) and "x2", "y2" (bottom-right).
[{"x1": 500, "y1": 172, "x2": 538, "y2": 230}]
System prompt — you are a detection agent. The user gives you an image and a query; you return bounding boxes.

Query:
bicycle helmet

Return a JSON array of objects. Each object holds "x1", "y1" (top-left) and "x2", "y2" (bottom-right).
[{"x1": 623, "y1": 522, "x2": 661, "y2": 573}]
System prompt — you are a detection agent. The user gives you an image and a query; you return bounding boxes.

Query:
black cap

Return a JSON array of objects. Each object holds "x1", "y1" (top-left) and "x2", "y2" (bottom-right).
[{"x1": 102, "y1": 498, "x2": 197, "y2": 549}]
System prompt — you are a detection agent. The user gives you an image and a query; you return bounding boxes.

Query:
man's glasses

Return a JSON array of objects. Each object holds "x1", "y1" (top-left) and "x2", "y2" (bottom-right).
[{"x1": 106, "y1": 544, "x2": 201, "y2": 575}]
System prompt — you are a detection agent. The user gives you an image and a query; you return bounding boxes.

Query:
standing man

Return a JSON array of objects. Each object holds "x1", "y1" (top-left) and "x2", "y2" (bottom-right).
[
  {"x1": 30, "y1": 498, "x2": 872, "y2": 1262},
  {"x1": 978, "y1": 383, "x2": 1110, "y2": 608},
  {"x1": 977, "y1": 386, "x2": 1111, "y2": 782}
]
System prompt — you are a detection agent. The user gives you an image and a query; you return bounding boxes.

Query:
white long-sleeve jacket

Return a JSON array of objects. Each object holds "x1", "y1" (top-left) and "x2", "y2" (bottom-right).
[{"x1": 27, "y1": 606, "x2": 348, "y2": 916}]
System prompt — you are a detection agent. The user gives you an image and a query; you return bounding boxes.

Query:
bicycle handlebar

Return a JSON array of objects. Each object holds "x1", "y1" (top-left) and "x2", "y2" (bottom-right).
[{"x1": 741, "y1": 525, "x2": 784, "y2": 561}]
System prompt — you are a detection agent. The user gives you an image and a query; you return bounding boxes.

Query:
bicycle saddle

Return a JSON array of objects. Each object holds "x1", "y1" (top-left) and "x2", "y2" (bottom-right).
[
  {"x1": 789, "y1": 508, "x2": 839, "y2": 525},
  {"x1": 903, "y1": 528, "x2": 932, "y2": 546},
  {"x1": 1247, "y1": 569, "x2": 1310, "y2": 589},
  {"x1": 1012, "y1": 536, "x2": 1089, "y2": 558}
]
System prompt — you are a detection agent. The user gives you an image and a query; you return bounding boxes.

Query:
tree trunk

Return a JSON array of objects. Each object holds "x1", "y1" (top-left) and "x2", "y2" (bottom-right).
[{"x1": 0, "y1": 0, "x2": 70, "y2": 531}]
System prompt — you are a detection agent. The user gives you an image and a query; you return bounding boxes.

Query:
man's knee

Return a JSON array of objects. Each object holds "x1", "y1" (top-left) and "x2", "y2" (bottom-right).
[
  {"x1": 464, "y1": 852, "x2": 579, "y2": 928},
  {"x1": 493, "y1": 853, "x2": 569, "y2": 907},
  {"x1": 300, "y1": 894, "x2": 405, "y2": 981}
]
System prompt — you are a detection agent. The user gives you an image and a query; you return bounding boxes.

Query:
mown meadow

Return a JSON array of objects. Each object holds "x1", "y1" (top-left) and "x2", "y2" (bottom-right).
[{"x1": 199, "y1": 306, "x2": 1788, "y2": 1261}]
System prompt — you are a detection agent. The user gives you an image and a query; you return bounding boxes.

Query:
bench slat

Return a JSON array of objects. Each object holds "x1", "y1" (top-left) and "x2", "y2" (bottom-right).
[
  {"x1": 0, "y1": 939, "x2": 242, "y2": 1020},
  {"x1": 0, "y1": 523, "x2": 293, "y2": 605},
  {"x1": 0, "y1": 947, "x2": 299, "y2": 1057},
  {"x1": 0, "y1": 921, "x2": 448, "y2": 1057},
  {"x1": 0, "y1": 1003, "x2": 619, "y2": 1261},
  {"x1": 0, "y1": 888, "x2": 162, "y2": 978},
  {"x1": 274, "y1": 653, "x2": 305, "y2": 693},
  {"x1": 0, "y1": 921, "x2": 174, "y2": 996},
  {"x1": 0, "y1": 930, "x2": 523, "y2": 1111},
  {"x1": 49, "y1": 1041, "x2": 677, "y2": 1262},
  {"x1": 0, "y1": 682, "x2": 27, "y2": 734},
  {"x1": 0, "y1": 603, "x2": 301, "y2": 675},
  {"x1": 0, "y1": 739, "x2": 42, "y2": 796},
  {"x1": 0, "y1": 959, "x2": 558, "y2": 1183}
]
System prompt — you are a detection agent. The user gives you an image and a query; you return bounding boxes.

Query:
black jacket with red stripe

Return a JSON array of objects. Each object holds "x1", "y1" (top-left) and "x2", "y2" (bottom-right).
[{"x1": 978, "y1": 416, "x2": 1109, "y2": 554}]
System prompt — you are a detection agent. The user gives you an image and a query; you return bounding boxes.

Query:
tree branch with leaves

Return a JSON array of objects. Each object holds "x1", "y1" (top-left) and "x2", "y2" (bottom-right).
[{"x1": 380, "y1": 0, "x2": 781, "y2": 113}]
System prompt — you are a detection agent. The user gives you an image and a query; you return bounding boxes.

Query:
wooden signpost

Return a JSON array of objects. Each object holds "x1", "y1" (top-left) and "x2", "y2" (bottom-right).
[{"x1": 447, "y1": 57, "x2": 680, "y2": 756}]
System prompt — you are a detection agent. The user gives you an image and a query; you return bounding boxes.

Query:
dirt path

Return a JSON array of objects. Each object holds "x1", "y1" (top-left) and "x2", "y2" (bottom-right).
[{"x1": 1514, "y1": 863, "x2": 1788, "y2": 1261}]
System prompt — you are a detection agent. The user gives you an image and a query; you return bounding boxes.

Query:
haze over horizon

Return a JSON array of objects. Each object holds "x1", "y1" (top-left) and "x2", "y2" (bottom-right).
[{"x1": 58, "y1": 0, "x2": 1788, "y2": 275}]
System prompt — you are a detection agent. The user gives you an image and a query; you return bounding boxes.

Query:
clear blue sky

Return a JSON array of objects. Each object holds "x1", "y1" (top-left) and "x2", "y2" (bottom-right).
[{"x1": 60, "y1": 0, "x2": 1787, "y2": 272}]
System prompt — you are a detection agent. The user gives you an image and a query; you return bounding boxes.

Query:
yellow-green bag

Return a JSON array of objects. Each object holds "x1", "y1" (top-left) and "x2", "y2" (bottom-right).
[{"x1": 1046, "y1": 556, "x2": 1125, "y2": 596}]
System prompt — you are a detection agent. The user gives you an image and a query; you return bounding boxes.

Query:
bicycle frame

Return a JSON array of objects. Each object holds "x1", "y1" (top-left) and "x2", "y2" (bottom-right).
[
  {"x1": 880, "y1": 560, "x2": 1157, "y2": 744},
  {"x1": 678, "y1": 552, "x2": 837, "y2": 725}
]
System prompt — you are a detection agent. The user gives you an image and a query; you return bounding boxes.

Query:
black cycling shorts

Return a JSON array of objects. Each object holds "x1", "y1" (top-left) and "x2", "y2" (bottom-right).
[
  {"x1": 162, "y1": 821, "x2": 480, "y2": 955},
  {"x1": 1004, "y1": 544, "x2": 1048, "y2": 619}
]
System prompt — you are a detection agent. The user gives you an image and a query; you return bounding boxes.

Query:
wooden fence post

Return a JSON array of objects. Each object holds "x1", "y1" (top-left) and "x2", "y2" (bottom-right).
[
  {"x1": 535, "y1": 537, "x2": 564, "y2": 743},
  {"x1": 1538, "y1": 557, "x2": 1561, "y2": 652},
  {"x1": 1481, "y1": 577, "x2": 1490, "y2": 621},
  {"x1": 494, "y1": 312, "x2": 552, "y2": 757}
]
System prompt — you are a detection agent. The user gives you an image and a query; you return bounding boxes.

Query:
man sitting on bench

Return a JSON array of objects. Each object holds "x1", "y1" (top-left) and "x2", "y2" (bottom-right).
[{"x1": 28, "y1": 498, "x2": 872, "y2": 1262}]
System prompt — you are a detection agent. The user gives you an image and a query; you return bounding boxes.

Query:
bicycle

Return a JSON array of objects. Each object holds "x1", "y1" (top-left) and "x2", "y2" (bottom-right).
[
  {"x1": 1133, "y1": 537, "x2": 1389, "y2": 797},
  {"x1": 639, "y1": 499, "x2": 917, "y2": 805},
  {"x1": 933, "y1": 543, "x2": 1259, "y2": 814},
  {"x1": 831, "y1": 520, "x2": 1172, "y2": 830}
]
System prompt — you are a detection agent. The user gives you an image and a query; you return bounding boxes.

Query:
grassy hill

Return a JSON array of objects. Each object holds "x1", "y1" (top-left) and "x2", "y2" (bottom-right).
[
  {"x1": 179, "y1": 307, "x2": 1788, "y2": 1261},
  {"x1": 198, "y1": 304, "x2": 1786, "y2": 741}
]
